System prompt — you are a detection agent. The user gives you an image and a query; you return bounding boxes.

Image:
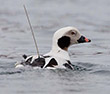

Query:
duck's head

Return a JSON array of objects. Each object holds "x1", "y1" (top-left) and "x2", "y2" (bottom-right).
[{"x1": 52, "y1": 26, "x2": 91, "y2": 51}]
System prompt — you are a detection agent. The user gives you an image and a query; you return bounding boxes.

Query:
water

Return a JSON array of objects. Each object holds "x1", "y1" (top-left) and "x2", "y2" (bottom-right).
[{"x1": 0, "y1": 0, "x2": 110, "y2": 94}]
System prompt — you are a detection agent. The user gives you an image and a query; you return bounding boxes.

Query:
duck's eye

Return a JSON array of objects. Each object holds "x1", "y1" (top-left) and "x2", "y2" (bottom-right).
[{"x1": 71, "y1": 32, "x2": 75, "y2": 35}]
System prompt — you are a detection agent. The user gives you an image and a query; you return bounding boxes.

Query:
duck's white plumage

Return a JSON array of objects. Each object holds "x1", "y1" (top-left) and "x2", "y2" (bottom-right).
[{"x1": 15, "y1": 26, "x2": 91, "y2": 69}]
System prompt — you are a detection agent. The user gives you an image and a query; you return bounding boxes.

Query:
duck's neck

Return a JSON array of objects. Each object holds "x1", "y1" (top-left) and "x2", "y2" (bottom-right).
[{"x1": 48, "y1": 45, "x2": 70, "y2": 60}]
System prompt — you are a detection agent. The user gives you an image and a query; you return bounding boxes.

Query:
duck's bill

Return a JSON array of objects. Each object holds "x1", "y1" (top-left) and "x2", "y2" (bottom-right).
[{"x1": 77, "y1": 36, "x2": 91, "y2": 43}]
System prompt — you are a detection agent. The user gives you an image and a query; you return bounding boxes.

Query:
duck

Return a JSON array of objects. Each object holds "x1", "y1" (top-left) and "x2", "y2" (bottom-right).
[{"x1": 15, "y1": 26, "x2": 91, "y2": 70}]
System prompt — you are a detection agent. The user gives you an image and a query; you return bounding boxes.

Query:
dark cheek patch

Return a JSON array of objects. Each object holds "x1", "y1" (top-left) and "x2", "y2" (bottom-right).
[{"x1": 57, "y1": 36, "x2": 70, "y2": 49}]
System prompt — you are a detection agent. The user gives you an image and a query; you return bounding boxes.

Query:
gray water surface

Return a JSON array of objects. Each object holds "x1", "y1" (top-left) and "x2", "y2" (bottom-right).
[{"x1": 0, "y1": 0, "x2": 110, "y2": 94}]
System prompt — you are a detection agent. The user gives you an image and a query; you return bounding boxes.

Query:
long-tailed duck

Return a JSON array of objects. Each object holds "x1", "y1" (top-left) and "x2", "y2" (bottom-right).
[{"x1": 15, "y1": 26, "x2": 91, "y2": 70}]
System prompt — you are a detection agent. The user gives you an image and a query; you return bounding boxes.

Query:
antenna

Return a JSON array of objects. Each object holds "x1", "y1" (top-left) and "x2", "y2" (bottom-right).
[{"x1": 23, "y1": 5, "x2": 40, "y2": 58}]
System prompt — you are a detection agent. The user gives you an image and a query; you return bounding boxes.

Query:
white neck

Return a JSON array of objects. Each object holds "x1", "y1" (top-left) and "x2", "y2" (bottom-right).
[{"x1": 45, "y1": 41, "x2": 70, "y2": 60}]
